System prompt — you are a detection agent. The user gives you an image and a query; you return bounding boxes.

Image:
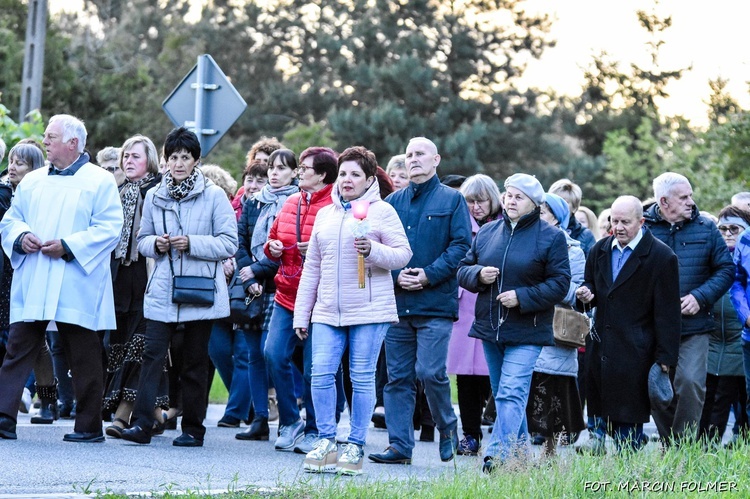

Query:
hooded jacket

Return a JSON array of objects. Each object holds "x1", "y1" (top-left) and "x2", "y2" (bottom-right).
[
  {"x1": 137, "y1": 170, "x2": 238, "y2": 323},
  {"x1": 644, "y1": 203, "x2": 734, "y2": 336},
  {"x1": 457, "y1": 208, "x2": 570, "y2": 346},
  {"x1": 293, "y1": 180, "x2": 412, "y2": 328}
]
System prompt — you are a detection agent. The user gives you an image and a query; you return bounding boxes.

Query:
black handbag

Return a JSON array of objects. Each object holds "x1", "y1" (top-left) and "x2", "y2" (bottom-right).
[
  {"x1": 164, "y1": 209, "x2": 217, "y2": 306},
  {"x1": 228, "y1": 272, "x2": 263, "y2": 323},
  {"x1": 170, "y1": 260, "x2": 217, "y2": 306}
]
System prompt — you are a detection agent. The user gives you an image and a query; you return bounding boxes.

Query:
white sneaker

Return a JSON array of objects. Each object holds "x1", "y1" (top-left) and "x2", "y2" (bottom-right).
[
  {"x1": 337, "y1": 442, "x2": 364, "y2": 476},
  {"x1": 18, "y1": 388, "x2": 32, "y2": 414},
  {"x1": 304, "y1": 438, "x2": 338, "y2": 473}
]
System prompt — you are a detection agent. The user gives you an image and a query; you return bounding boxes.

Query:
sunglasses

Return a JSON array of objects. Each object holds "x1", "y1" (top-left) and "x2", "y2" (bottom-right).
[{"x1": 718, "y1": 225, "x2": 744, "y2": 235}]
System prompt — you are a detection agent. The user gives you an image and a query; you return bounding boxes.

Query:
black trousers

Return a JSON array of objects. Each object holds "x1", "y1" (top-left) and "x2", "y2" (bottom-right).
[
  {"x1": 131, "y1": 320, "x2": 211, "y2": 439},
  {"x1": 0, "y1": 321, "x2": 103, "y2": 433},
  {"x1": 456, "y1": 374, "x2": 491, "y2": 440},
  {"x1": 700, "y1": 374, "x2": 748, "y2": 440}
]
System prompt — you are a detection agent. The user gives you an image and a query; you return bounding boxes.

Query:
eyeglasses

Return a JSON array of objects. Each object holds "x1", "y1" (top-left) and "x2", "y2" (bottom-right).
[
  {"x1": 297, "y1": 166, "x2": 315, "y2": 173},
  {"x1": 718, "y1": 225, "x2": 744, "y2": 235}
]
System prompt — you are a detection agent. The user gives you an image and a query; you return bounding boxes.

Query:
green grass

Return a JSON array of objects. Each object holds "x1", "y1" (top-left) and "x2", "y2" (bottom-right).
[
  {"x1": 209, "y1": 371, "x2": 229, "y2": 404},
  {"x1": 94, "y1": 438, "x2": 750, "y2": 498}
]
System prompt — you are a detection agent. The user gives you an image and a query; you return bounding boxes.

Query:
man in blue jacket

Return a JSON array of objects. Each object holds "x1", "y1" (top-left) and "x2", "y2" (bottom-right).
[
  {"x1": 368, "y1": 137, "x2": 472, "y2": 464},
  {"x1": 645, "y1": 172, "x2": 734, "y2": 444}
]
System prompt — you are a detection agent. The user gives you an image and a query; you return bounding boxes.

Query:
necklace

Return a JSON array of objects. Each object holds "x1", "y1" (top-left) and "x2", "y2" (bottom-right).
[{"x1": 488, "y1": 281, "x2": 509, "y2": 331}]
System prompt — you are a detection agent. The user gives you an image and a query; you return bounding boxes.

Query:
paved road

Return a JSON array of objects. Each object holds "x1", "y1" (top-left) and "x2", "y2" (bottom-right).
[
  {"x1": 1, "y1": 404, "x2": 470, "y2": 497},
  {"x1": 0, "y1": 404, "x2": 733, "y2": 498}
]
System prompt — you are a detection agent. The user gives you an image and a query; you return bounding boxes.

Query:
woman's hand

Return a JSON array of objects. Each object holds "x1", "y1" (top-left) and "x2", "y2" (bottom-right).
[
  {"x1": 155, "y1": 234, "x2": 171, "y2": 253},
  {"x1": 576, "y1": 285, "x2": 595, "y2": 304},
  {"x1": 354, "y1": 237, "x2": 371, "y2": 257},
  {"x1": 297, "y1": 241, "x2": 309, "y2": 257},
  {"x1": 248, "y1": 283, "x2": 263, "y2": 296},
  {"x1": 222, "y1": 258, "x2": 235, "y2": 279},
  {"x1": 295, "y1": 327, "x2": 308, "y2": 340},
  {"x1": 479, "y1": 266, "x2": 499, "y2": 285},
  {"x1": 268, "y1": 239, "x2": 283, "y2": 258},
  {"x1": 239, "y1": 266, "x2": 255, "y2": 283},
  {"x1": 170, "y1": 235, "x2": 190, "y2": 252},
  {"x1": 497, "y1": 290, "x2": 519, "y2": 308}
]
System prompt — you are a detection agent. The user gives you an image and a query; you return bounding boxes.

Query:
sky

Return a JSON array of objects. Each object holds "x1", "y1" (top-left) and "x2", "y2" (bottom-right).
[
  {"x1": 49, "y1": 0, "x2": 750, "y2": 128},
  {"x1": 519, "y1": 0, "x2": 750, "y2": 126}
]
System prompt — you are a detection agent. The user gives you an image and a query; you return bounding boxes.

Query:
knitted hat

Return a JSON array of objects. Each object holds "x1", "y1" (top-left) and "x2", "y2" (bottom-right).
[
  {"x1": 504, "y1": 173, "x2": 544, "y2": 206},
  {"x1": 544, "y1": 192, "x2": 571, "y2": 230}
]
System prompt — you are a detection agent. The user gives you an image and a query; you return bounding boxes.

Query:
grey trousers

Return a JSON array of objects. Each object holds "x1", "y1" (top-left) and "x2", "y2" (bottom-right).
[
  {"x1": 383, "y1": 316, "x2": 457, "y2": 458},
  {"x1": 652, "y1": 333, "x2": 709, "y2": 441}
]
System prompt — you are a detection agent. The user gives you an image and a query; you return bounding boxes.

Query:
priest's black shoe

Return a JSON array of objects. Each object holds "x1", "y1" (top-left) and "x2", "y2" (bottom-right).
[
  {"x1": 0, "y1": 415, "x2": 17, "y2": 440},
  {"x1": 63, "y1": 431, "x2": 105, "y2": 443},
  {"x1": 121, "y1": 425, "x2": 151, "y2": 444},
  {"x1": 173, "y1": 432, "x2": 203, "y2": 447}
]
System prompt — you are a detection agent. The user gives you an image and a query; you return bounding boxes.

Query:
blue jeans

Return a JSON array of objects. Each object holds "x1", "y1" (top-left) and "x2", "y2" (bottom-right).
[
  {"x1": 482, "y1": 342, "x2": 541, "y2": 461},
  {"x1": 246, "y1": 328, "x2": 269, "y2": 418},
  {"x1": 312, "y1": 322, "x2": 387, "y2": 446},
  {"x1": 264, "y1": 303, "x2": 316, "y2": 434},
  {"x1": 208, "y1": 321, "x2": 252, "y2": 421},
  {"x1": 383, "y1": 316, "x2": 457, "y2": 458}
]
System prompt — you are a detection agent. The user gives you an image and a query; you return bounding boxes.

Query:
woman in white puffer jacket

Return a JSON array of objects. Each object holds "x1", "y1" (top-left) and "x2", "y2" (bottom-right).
[{"x1": 294, "y1": 146, "x2": 412, "y2": 475}]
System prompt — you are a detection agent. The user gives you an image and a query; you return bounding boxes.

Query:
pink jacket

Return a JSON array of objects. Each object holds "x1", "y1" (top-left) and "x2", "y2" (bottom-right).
[
  {"x1": 293, "y1": 180, "x2": 412, "y2": 328},
  {"x1": 447, "y1": 216, "x2": 489, "y2": 376}
]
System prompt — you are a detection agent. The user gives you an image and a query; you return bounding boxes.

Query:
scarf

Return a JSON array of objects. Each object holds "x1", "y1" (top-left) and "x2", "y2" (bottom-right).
[
  {"x1": 251, "y1": 183, "x2": 299, "y2": 260},
  {"x1": 165, "y1": 168, "x2": 199, "y2": 201},
  {"x1": 115, "y1": 173, "x2": 156, "y2": 262}
]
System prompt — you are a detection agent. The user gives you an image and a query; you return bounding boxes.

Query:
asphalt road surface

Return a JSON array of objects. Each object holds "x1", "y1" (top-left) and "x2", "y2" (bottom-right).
[{"x1": 0, "y1": 403, "x2": 728, "y2": 498}]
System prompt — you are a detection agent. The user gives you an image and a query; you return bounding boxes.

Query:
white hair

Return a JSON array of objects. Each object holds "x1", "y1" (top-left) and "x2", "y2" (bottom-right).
[
  {"x1": 731, "y1": 192, "x2": 750, "y2": 207},
  {"x1": 49, "y1": 114, "x2": 87, "y2": 154},
  {"x1": 407, "y1": 137, "x2": 438, "y2": 155},
  {"x1": 653, "y1": 172, "x2": 691, "y2": 201}
]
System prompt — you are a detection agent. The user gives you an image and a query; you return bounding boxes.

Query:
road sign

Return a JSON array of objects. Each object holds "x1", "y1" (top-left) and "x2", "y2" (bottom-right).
[{"x1": 162, "y1": 54, "x2": 247, "y2": 156}]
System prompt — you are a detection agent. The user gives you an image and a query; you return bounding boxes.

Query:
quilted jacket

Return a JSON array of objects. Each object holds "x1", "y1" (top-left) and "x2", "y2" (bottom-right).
[{"x1": 293, "y1": 180, "x2": 412, "y2": 328}]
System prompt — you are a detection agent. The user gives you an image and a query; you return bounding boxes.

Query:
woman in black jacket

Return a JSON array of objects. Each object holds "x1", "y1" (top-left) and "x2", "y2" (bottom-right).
[{"x1": 457, "y1": 173, "x2": 570, "y2": 473}]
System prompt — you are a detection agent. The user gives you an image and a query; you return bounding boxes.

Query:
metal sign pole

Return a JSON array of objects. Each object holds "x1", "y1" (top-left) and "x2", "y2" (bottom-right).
[{"x1": 193, "y1": 55, "x2": 206, "y2": 154}]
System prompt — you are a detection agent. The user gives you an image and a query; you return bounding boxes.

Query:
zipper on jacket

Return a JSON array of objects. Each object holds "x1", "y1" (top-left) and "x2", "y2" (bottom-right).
[
  {"x1": 335, "y1": 211, "x2": 346, "y2": 326},
  {"x1": 368, "y1": 267, "x2": 372, "y2": 302},
  {"x1": 495, "y1": 225, "x2": 515, "y2": 343}
]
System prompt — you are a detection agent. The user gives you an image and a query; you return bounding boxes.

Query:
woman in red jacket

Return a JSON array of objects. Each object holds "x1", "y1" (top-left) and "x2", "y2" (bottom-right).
[{"x1": 263, "y1": 147, "x2": 338, "y2": 453}]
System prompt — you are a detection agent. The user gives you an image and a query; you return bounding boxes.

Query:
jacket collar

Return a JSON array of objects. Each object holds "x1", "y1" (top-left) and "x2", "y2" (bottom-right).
[{"x1": 598, "y1": 229, "x2": 655, "y2": 290}]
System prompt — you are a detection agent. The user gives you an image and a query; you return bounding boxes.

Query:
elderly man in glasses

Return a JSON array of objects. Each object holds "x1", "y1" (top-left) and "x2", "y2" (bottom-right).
[{"x1": 643, "y1": 173, "x2": 735, "y2": 445}]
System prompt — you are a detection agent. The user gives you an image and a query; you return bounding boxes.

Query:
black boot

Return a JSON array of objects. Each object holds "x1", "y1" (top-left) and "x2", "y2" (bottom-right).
[
  {"x1": 235, "y1": 416, "x2": 269, "y2": 441},
  {"x1": 31, "y1": 381, "x2": 58, "y2": 424}
]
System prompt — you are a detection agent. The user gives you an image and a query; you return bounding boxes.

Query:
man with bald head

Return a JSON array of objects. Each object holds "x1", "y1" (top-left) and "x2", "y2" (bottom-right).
[
  {"x1": 369, "y1": 137, "x2": 471, "y2": 464},
  {"x1": 576, "y1": 196, "x2": 681, "y2": 453}
]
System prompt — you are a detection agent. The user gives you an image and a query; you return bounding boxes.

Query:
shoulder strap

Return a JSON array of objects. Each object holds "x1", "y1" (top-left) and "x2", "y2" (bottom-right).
[{"x1": 296, "y1": 195, "x2": 303, "y2": 243}]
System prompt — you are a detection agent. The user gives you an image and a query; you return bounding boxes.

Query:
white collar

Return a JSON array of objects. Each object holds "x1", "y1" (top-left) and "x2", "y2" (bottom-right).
[{"x1": 611, "y1": 226, "x2": 643, "y2": 252}]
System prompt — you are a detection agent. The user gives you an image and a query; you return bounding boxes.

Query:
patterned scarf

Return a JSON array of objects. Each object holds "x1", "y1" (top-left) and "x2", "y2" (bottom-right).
[
  {"x1": 115, "y1": 173, "x2": 156, "y2": 262},
  {"x1": 165, "y1": 168, "x2": 200, "y2": 201}
]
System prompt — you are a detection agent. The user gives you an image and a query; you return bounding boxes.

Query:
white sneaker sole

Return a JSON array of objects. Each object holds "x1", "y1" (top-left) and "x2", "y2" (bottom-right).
[
  {"x1": 303, "y1": 462, "x2": 337, "y2": 473},
  {"x1": 336, "y1": 465, "x2": 363, "y2": 476},
  {"x1": 275, "y1": 433, "x2": 304, "y2": 451}
]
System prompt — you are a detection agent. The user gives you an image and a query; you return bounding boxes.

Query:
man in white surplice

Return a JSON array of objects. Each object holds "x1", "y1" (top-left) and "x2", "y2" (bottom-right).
[{"x1": 0, "y1": 114, "x2": 123, "y2": 442}]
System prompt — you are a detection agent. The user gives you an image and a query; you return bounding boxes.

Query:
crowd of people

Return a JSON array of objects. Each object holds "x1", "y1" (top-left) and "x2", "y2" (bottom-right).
[{"x1": 1, "y1": 115, "x2": 750, "y2": 476}]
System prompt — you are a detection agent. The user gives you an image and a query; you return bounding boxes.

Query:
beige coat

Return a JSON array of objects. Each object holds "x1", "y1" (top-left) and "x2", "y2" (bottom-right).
[
  {"x1": 293, "y1": 180, "x2": 412, "y2": 328},
  {"x1": 138, "y1": 171, "x2": 238, "y2": 323}
]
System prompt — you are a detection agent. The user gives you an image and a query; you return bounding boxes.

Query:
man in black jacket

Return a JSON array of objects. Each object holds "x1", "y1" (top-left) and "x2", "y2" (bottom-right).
[{"x1": 645, "y1": 172, "x2": 734, "y2": 444}]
